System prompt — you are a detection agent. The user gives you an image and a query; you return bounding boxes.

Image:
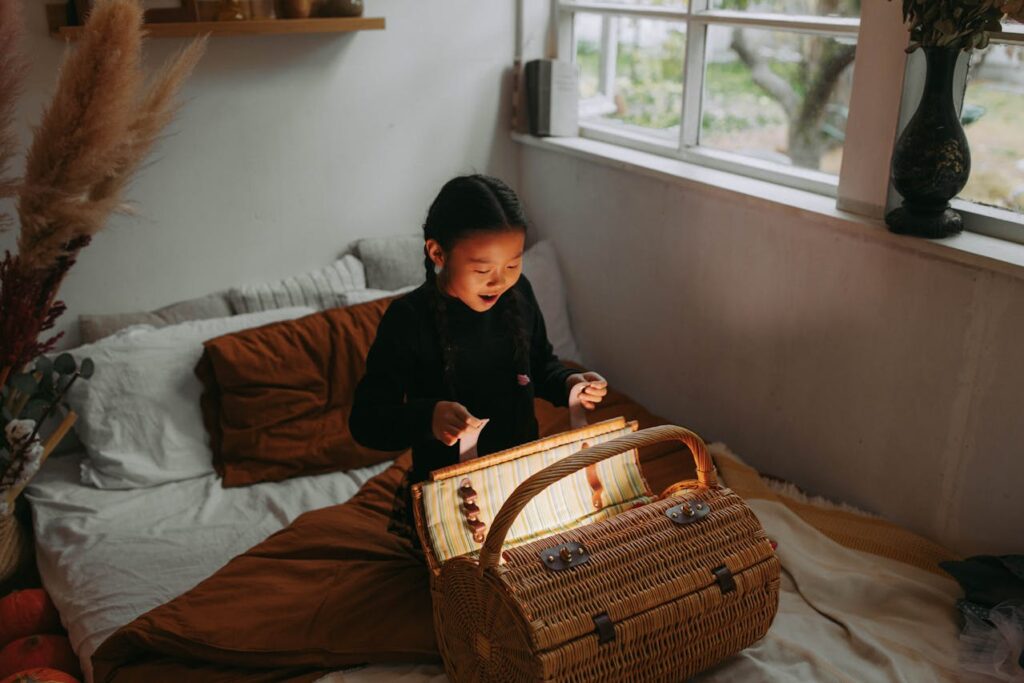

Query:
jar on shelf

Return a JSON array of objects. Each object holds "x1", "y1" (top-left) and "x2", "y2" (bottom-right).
[{"x1": 315, "y1": 0, "x2": 363, "y2": 17}]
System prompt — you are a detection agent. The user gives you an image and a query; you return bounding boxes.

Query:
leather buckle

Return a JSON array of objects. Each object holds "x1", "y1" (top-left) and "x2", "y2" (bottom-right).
[
  {"x1": 593, "y1": 612, "x2": 615, "y2": 644},
  {"x1": 539, "y1": 541, "x2": 590, "y2": 571},
  {"x1": 665, "y1": 499, "x2": 710, "y2": 525},
  {"x1": 712, "y1": 564, "x2": 736, "y2": 594}
]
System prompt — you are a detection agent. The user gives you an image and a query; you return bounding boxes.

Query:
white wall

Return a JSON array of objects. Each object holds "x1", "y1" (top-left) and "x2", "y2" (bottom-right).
[
  {"x1": 2, "y1": 0, "x2": 519, "y2": 347},
  {"x1": 519, "y1": 144, "x2": 1024, "y2": 556}
]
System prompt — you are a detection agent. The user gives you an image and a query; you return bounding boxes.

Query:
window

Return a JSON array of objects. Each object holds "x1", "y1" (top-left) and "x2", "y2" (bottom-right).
[
  {"x1": 961, "y1": 43, "x2": 1024, "y2": 213},
  {"x1": 557, "y1": 1, "x2": 1024, "y2": 243},
  {"x1": 563, "y1": 0, "x2": 860, "y2": 195},
  {"x1": 575, "y1": 14, "x2": 688, "y2": 147}
]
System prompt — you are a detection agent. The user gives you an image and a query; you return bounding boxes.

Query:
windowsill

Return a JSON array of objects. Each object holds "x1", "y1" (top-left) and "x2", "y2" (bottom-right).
[{"x1": 512, "y1": 132, "x2": 1024, "y2": 281}]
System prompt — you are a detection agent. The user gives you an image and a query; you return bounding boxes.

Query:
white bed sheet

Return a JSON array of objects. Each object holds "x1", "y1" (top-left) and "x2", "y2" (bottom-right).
[{"x1": 26, "y1": 452, "x2": 391, "y2": 683}]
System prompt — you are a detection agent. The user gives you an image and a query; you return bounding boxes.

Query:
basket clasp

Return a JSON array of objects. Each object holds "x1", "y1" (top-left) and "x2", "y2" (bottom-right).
[
  {"x1": 539, "y1": 541, "x2": 590, "y2": 571},
  {"x1": 665, "y1": 499, "x2": 710, "y2": 525}
]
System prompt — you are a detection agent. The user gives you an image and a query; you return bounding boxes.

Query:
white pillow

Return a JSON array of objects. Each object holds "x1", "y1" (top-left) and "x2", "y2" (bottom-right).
[
  {"x1": 523, "y1": 241, "x2": 582, "y2": 363},
  {"x1": 64, "y1": 307, "x2": 317, "y2": 489},
  {"x1": 227, "y1": 255, "x2": 366, "y2": 313}
]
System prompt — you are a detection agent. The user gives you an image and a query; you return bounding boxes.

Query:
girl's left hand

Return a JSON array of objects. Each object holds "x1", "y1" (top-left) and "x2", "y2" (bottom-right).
[{"x1": 566, "y1": 372, "x2": 608, "y2": 410}]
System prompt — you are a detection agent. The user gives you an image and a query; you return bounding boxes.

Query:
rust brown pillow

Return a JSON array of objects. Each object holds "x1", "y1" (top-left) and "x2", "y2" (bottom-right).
[{"x1": 197, "y1": 297, "x2": 405, "y2": 487}]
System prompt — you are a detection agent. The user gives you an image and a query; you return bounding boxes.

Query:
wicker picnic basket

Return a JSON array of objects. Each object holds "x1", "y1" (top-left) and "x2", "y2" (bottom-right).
[{"x1": 412, "y1": 419, "x2": 780, "y2": 682}]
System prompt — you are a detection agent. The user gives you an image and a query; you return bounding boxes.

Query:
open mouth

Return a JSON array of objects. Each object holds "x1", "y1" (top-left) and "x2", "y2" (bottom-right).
[{"x1": 479, "y1": 293, "x2": 500, "y2": 304}]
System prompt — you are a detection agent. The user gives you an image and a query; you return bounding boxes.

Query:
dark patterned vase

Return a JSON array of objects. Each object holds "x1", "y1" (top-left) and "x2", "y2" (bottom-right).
[{"x1": 886, "y1": 47, "x2": 971, "y2": 238}]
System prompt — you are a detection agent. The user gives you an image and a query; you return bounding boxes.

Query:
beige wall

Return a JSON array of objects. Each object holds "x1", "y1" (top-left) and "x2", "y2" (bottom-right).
[{"x1": 520, "y1": 144, "x2": 1024, "y2": 556}]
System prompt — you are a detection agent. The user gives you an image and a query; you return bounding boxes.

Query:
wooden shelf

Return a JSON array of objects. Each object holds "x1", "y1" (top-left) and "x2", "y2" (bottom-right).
[{"x1": 52, "y1": 16, "x2": 385, "y2": 40}]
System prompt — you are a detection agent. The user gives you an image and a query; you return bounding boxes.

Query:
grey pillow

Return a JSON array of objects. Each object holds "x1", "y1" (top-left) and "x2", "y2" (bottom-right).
[
  {"x1": 227, "y1": 255, "x2": 366, "y2": 314},
  {"x1": 78, "y1": 292, "x2": 233, "y2": 344},
  {"x1": 354, "y1": 235, "x2": 424, "y2": 291}
]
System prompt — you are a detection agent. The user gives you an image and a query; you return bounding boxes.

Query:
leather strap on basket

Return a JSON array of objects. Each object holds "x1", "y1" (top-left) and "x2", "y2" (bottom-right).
[
  {"x1": 568, "y1": 381, "x2": 588, "y2": 431},
  {"x1": 477, "y1": 425, "x2": 717, "y2": 572},
  {"x1": 569, "y1": 382, "x2": 605, "y2": 510}
]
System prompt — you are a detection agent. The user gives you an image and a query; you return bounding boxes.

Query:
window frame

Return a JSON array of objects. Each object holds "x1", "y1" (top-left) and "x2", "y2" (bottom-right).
[
  {"x1": 555, "y1": 0, "x2": 1024, "y2": 244},
  {"x1": 559, "y1": 1, "x2": 860, "y2": 197}
]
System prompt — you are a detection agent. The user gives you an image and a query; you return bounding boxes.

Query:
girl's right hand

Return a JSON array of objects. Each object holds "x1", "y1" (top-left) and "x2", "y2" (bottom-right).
[{"x1": 432, "y1": 401, "x2": 485, "y2": 446}]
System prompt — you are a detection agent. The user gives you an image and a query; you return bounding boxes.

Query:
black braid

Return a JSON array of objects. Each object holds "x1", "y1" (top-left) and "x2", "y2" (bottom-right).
[
  {"x1": 498, "y1": 285, "x2": 530, "y2": 375},
  {"x1": 424, "y1": 252, "x2": 459, "y2": 399}
]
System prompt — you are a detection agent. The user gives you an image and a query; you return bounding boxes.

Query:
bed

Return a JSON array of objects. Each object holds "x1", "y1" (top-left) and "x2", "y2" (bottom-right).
[
  {"x1": 27, "y1": 401, "x2": 966, "y2": 683},
  {"x1": 19, "y1": 238, "x2": 968, "y2": 683}
]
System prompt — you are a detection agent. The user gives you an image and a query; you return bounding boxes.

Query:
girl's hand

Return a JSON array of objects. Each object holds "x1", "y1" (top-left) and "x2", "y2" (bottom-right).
[
  {"x1": 432, "y1": 401, "x2": 485, "y2": 446},
  {"x1": 566, "y1": 372, "x2": 608, "y2": 410}
]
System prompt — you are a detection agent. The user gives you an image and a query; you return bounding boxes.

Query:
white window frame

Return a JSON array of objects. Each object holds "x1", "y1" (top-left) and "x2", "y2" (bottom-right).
[
  {"x1": 555, "y1": 0, "x2": 1024, "y2": 245},
  {"x1": 559, "y1": 1, "x2": 859, "y2": 197}
]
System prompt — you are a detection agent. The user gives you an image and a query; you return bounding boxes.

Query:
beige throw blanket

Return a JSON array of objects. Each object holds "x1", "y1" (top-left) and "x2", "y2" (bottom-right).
[{"x1": 693, "y1": 445, "x2": 963, "y2": 683}]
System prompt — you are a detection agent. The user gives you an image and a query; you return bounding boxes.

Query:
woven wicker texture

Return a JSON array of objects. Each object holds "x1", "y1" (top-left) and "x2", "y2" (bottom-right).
[
  {"x1": 434, "y1": 425, "x2": 781, "y2": 682},
  {"x1": 0, "y1": 514, "x2": 29, "y2": 584}
]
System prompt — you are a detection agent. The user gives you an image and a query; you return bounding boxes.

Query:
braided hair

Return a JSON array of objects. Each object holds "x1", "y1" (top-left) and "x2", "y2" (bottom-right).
[{"x1": 422, "y1": 174, "x2": 530, "y2": 400}]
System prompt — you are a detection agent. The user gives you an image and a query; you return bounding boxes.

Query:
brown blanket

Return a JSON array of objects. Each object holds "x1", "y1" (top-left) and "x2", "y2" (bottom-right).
[{"x1": 92, "y1": 390, "x2": 696, "y2": 683}]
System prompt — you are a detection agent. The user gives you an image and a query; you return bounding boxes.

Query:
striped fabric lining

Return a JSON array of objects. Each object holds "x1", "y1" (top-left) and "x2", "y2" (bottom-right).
[
  {"x1": 421, "y1": 426, "x2": 652, "y2": 564},
  {"x1": 227, "y1": 255, "x2": 366, "y2": 314}
]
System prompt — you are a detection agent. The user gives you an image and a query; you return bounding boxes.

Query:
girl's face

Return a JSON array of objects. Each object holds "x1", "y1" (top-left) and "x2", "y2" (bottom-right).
[{"x1": 427, "y1": 230, "x2": 525, "y2": 313}]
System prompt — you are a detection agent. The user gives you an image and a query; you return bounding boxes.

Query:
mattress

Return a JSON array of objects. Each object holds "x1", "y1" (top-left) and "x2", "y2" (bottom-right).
[{"x1": 25, "y1": 452, "x2": 395, "y2": 683}]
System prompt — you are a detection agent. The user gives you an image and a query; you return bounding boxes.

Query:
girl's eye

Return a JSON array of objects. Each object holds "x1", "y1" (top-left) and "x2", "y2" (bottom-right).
[
  {"x1": 507, "y1": 264, "x2": 520, "y2": 270},
  {"x1": 475, "y1": 270, "x2": 489, "y2": 275}
]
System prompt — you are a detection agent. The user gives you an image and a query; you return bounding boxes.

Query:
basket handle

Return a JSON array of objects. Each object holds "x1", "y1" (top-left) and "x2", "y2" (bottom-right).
[{"x1": 477, "y1": 424, "x2": 715, "y2": 572}]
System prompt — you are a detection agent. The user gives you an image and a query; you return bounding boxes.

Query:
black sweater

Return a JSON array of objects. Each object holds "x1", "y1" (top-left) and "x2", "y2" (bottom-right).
[{"x1": 349, "y1": 275, "x2": 577, "y2": 483}]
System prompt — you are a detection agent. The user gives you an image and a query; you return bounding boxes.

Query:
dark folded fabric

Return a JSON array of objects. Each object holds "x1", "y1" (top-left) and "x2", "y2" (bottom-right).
[{"x1": 941, "y1": 555, "x2": 1024, "y2": 608}]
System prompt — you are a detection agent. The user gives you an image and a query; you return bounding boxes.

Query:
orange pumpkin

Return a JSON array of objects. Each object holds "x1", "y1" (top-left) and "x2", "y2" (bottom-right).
[
  {"x1": 0, "y1": 636, "x2": 79, "y2": 680},
  {"x1": 0, "y1": 668, "x2": 80, "y2": 683},
  {"x1": 0, "y1": 591, "x2": 62, "y2": 648}
]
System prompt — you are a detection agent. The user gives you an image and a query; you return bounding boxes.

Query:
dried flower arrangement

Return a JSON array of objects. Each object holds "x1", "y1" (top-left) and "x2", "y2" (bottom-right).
[
  {"x1": 892, "y1": 0, "x2": 1024, "y2": 52},
  {"x1": 0, "y1": 0, "x2": 204, "y2": 519}
]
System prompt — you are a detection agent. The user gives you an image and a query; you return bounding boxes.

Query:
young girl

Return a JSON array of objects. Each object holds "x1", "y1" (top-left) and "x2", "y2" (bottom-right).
[{"x1": 350, "y1": 174, "x2": 607, "y2": 534}]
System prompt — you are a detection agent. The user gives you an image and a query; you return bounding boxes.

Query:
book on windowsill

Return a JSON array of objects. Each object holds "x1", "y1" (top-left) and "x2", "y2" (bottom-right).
[{"x1": 525, "y1": 59, "x2": 579, "y2": 137}]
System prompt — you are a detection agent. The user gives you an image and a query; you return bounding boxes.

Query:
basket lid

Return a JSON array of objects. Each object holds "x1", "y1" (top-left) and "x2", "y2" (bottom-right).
[{"x1": 412, "y1": 418, "x2": 650, "y2": 574}]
